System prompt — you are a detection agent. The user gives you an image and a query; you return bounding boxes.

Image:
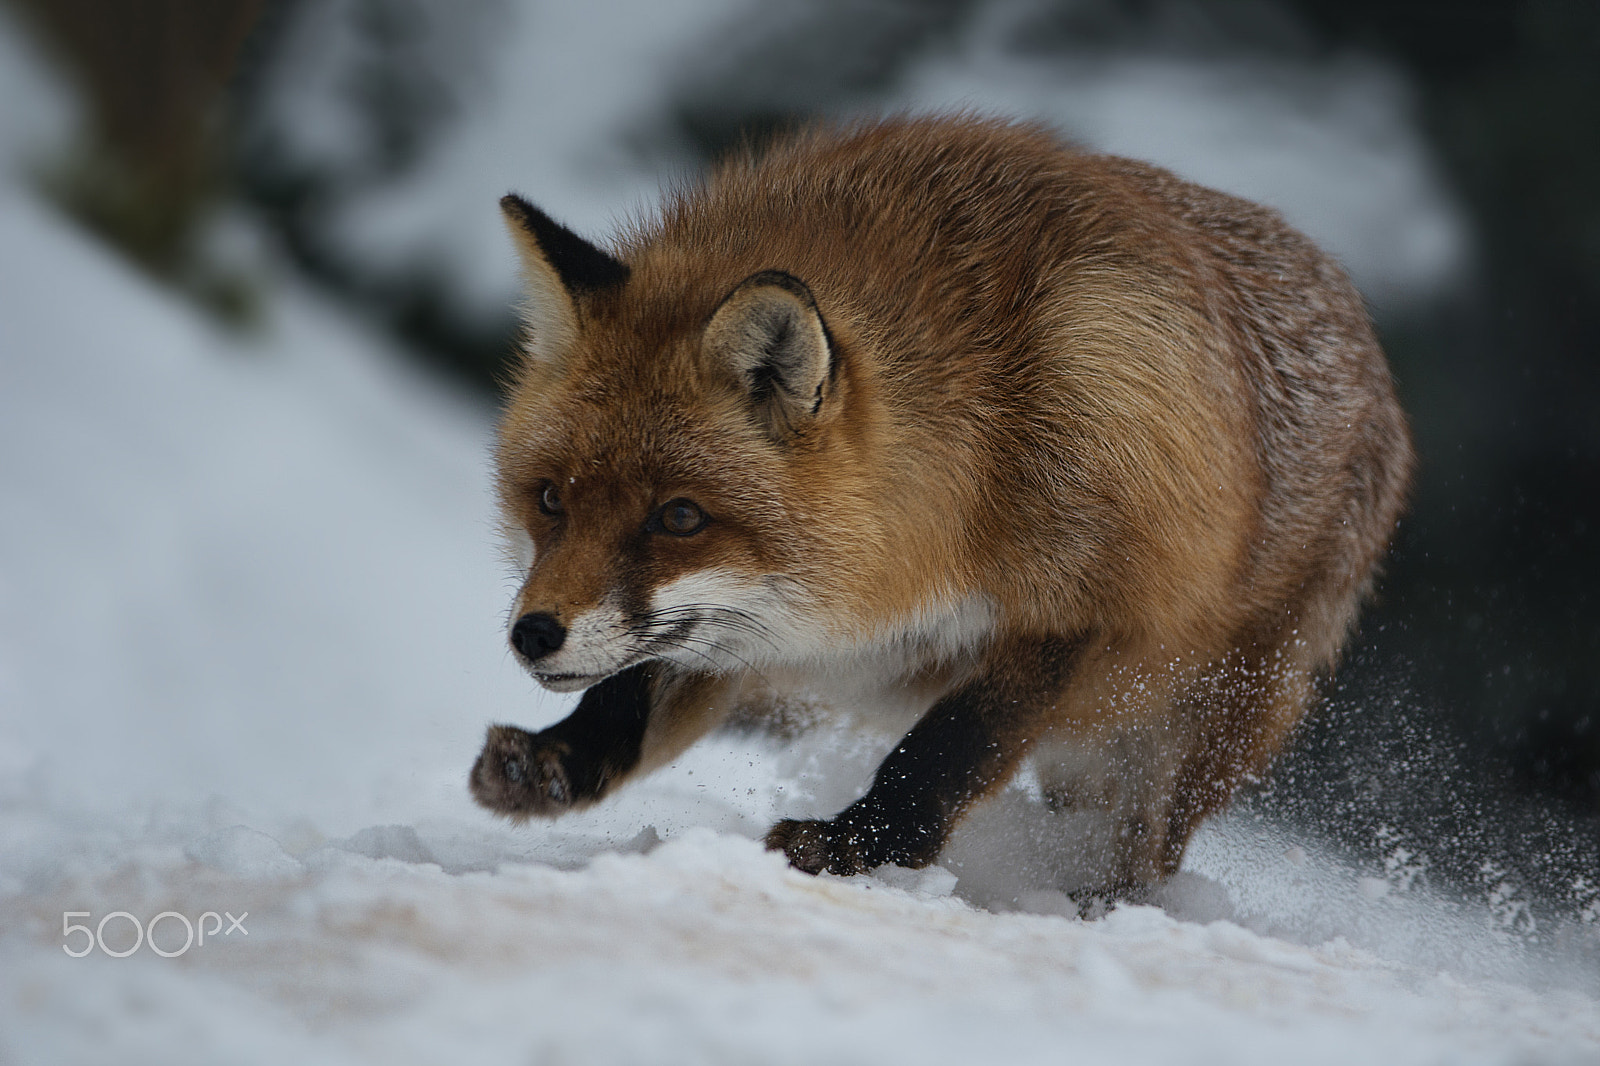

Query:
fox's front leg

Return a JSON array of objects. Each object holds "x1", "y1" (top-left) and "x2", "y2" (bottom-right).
[
  {"x1": 767, "y1": 635, "x2": 1085, "y2": 875},
  {"x1": 471, "y1": 665, "x2": 732, "y2": 818}
]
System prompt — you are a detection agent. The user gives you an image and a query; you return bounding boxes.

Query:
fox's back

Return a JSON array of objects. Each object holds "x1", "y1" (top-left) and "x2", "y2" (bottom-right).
[{"x1": 600, "y1": 117, "x2": 1409, "y2": 662}]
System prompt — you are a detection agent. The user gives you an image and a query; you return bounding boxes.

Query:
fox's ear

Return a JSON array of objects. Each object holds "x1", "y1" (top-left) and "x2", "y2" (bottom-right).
[
  {"x1": 499, "y1": 194, "x2": 629, "y2": 363},
  {"x1": 704, "y1": 271, "x2": 834, "y2": 441}
]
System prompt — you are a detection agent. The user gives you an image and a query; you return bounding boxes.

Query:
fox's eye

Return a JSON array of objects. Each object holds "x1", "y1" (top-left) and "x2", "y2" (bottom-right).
[
  {"x1": 538, "y1": 482, "x2": 564, "y2": 516},
  {"x1": 654, "y1": 498, "x2": 708, "y2": 536}
]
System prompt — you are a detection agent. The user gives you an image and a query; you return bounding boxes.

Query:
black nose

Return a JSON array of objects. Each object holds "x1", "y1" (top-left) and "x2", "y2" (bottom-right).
[{"x1": 511, "y1": 612, "x2": 566, "y2": 661}]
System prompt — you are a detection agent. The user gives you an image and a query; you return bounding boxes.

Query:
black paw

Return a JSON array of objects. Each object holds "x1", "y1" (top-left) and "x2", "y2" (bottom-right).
[
  {"x1": 764, "y1": 818, "x2": 870, "y2": 876},
  {"x1": 470, "y1": 724, "x2": 577, "y2": 819},
  {"x1": 1067, "y1": 879, "x2": 1150, "y2": 919}
]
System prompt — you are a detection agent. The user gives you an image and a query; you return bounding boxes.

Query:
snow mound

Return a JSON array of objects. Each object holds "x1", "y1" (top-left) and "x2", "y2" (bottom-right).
[{"x1": 185, "y1": 826, "x2": 303, "y2": 880}]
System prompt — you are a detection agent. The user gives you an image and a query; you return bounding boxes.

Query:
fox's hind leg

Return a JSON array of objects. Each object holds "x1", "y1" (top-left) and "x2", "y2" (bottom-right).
[
  {"x1": 1032, "y1": 639, "x2": 1315, "y2": 894},
  {"x1": 766, "y1": 635, "x2": 1088, "y2": 875},
  {"x1": 1031, "y1": 719, "x2": 1193, "y2": 898},
  {"x1": 471, "y1": 666, "x2": 739, "y2": 818},
  {"x1": 1158, "y1": 642, "x2": 1316, "y2": 876}
]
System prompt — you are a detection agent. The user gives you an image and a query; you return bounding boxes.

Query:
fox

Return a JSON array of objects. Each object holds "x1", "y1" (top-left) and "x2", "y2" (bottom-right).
[{"x1": 469, "y1": 115, "x2": 1412, "y2": 894}]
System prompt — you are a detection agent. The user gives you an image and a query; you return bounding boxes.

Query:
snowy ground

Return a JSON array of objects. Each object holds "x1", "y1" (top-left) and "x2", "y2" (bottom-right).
[{"x1": 2, "y1": 4, "x2": 1598, "y2": 1060}]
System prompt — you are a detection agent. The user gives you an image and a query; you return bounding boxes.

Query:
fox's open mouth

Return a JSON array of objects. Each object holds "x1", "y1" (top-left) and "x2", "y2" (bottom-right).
[{"x1": 532, "y1": 670, "x2": 604, "y2": 692}]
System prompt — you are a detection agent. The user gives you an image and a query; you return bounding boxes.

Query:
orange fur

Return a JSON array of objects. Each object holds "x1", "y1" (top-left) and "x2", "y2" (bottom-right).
[{"x1": 482, "y1": 115, "x2": 1412, "y2": 890}]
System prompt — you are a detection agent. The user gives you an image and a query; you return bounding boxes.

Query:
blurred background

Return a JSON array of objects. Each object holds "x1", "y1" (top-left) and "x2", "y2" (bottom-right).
[{"x1": 1, "y1": 0, "x2": 1594, "y2": 910}]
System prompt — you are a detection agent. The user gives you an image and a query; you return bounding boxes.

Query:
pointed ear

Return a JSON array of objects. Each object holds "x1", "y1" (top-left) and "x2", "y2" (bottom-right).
[
  {"x1": 499, "y1": 194, "x2": 629, "y2": 363},
  {"x1": 704, "y1": 271, "x2": 834, "y2": 441}
]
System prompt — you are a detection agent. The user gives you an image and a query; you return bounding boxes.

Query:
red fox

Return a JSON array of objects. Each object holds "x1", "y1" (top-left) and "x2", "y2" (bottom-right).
[{"x1": 470, "y1": 115, "x2": 1412, "y2": 893}]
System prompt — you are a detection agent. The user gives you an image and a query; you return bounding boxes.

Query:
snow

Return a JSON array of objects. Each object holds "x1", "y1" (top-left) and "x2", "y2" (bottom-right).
[
  {"x1": 251, "y1": 0, "x2": 1464, "y2": 359},
  {"x1": 2, "y1": 10, "x2": 1597, "y2": 1065},
  {"x1": 251, "y1": 0, "x2": 752, "y2": 324},
  {"x1": 882, "y1": 0, "x2": 1468, "y2": 308}
]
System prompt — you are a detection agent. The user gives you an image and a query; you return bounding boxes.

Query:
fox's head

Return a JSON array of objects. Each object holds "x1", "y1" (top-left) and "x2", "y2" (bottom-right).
[{"x1": 492, "y1": 195, "x2": 878, "y2": 691}]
